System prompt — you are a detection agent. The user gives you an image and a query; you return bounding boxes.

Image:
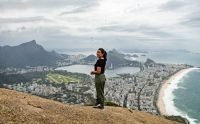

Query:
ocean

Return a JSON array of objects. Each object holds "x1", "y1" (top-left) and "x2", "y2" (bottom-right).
[
  {"x1": 146, "y1": 51, "x2": 200, "y2": 67},
  {"x1": 172, "y1": 68, "x2": 200, "y2": 124}
]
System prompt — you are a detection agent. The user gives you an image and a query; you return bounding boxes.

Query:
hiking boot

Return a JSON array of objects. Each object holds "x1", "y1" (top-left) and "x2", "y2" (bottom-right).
[{"x1": 93, "y1": 104, "x2": 104, "y2": 109}]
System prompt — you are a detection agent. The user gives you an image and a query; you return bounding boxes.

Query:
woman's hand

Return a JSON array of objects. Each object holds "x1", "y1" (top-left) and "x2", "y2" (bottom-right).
[
  {"x1": 90, "y1": 71, "x2": 95, "y2": 75},
  {"x1": 90, "y1": 67, "x2": 101, "y2": 75}
]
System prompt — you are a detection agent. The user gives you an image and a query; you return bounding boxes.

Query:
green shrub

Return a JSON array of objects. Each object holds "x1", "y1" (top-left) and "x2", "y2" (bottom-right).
[
  {"x1": 164, "y1": 115, "x2": 189, "y2": 124},
  {"x1": 104, "y1": 101, "x2": 121, "y2": 107}
]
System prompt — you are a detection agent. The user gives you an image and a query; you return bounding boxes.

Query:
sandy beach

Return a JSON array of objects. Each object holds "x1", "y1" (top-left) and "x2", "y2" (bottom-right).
[{"x1": 157, "y1": 68, "x2": 194, "y2": 115}]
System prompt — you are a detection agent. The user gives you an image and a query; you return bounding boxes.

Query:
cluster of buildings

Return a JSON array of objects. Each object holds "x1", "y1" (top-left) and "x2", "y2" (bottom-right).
[
  {"x1": 3, "y1": 82, "x2": 61, "y2": 97},
  {"x1": 104, "y1": 64, "x2": 191, "y2": 115},
  {"x1": 0, "y1": 66, "x2": 54, "y2": 74},
  {"x1": 3, "y1": 75, "x2": 95, "y2": 105}
]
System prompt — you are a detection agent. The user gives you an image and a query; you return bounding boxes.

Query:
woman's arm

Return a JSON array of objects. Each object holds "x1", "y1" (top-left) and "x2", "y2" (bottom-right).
[{"x1": 91, "y1": 67, "x2": 101, "y2": 75}]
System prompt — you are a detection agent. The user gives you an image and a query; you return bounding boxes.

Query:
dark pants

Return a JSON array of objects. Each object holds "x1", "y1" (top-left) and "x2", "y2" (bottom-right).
[{"x1": 95, "y1": 74, "x2": 106, "y2": 106}]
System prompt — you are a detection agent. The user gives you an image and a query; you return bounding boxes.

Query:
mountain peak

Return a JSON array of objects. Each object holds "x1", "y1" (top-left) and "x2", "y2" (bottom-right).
[
  {"x1": 20, "y1": 40, "x2": 37, "y2": 46},
  {"x1": 29, "y1": 40, "x2": 36, "y2": 44},
  {"x1": 0, "y1": 88, "x2": 179, "y2": 124},
  {"x1": 0, "y1": 40, "x2": 62, "y2": 68}
]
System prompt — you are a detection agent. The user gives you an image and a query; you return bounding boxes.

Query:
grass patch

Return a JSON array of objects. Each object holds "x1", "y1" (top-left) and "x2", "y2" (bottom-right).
[
  {"x1": 47, "y1": 73, "x2": 80, "y2": 84},
  {"x1": 105, "y1": 101, "x2": 121, "y2": 107}
]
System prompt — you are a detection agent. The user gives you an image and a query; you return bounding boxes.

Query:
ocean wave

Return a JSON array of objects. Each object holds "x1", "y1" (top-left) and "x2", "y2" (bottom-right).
[
  {"x1": 178, "y1": 86, "x2": 186, "y2": 90},
  {"x1": 163, "y1": 68, "x2": 199, "y2": 124}
]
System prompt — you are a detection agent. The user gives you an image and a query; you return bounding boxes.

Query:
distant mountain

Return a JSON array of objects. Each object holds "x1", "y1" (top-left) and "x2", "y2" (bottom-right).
[
  {"x1": 144, "y1": 58, "x2": 156, "y2": 66},
  {"x1": 107, "y1": 49, "x2": 140, "y2": 68},
  {"x1": 81, "y1": 54, "x2": 97, "y2": 63},
  {"x1": 143, "y1": 58, "x2": 165, "y2": 68},
  {"x1": 0, "y1": 40, "x2": 63, "y2": 68}
]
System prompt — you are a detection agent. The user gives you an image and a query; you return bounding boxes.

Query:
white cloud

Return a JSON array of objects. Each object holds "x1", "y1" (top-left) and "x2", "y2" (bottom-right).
[{"x1": 0, "y1": 0, "x2": 200, "y2": 51}]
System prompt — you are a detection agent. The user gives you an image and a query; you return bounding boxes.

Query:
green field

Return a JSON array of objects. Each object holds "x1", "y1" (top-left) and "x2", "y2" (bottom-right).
[{"x1": 47, "y1": 73, "x2": 80, "y2": 84}]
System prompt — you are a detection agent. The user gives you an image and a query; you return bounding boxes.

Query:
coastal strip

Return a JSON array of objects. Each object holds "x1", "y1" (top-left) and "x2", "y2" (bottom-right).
[
  {"x1": 157, "y1": 68, "x2": 200, "y2": 124},
  {"x1": 157, "y1": 68, "x2": 194, "y2": 115}
]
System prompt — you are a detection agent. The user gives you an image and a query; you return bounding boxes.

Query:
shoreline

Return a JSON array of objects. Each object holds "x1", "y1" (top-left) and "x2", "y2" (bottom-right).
[{"x1": 157, "y1": 68, "x2": 195, "y2": 116}]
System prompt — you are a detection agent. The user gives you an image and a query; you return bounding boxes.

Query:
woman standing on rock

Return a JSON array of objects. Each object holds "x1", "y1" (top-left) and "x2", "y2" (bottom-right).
[{"x1": 90, "y1": 48, "x2": 107, "y2": 109}]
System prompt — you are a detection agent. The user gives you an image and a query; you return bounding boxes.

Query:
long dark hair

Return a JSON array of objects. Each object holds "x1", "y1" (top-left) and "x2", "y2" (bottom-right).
[{"x1": 98, "y1": 48, "x2": 107, "y2": 62}]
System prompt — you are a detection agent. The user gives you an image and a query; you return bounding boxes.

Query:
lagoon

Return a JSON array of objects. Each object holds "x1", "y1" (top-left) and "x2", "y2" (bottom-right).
[{"x1": 55, "y1": 64, "x2": 140, "y2": 78}]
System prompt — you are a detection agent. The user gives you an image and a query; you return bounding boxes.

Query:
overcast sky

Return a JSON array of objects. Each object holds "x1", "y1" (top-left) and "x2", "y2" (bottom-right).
[{"x1": 0, "y1": 0, "x2": 199, "y2": 52}]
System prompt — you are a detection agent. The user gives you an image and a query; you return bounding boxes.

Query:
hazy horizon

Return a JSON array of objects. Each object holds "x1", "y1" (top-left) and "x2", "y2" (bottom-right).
[
  {"x1": 1, "y1": 40, "x2": 197, "y2": 54},
  {"x1": 0, "y1": 0, "x2": 200, "y2": 52}
]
